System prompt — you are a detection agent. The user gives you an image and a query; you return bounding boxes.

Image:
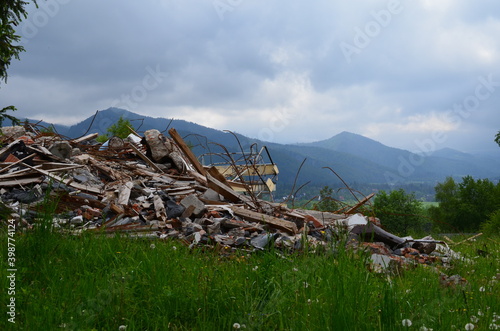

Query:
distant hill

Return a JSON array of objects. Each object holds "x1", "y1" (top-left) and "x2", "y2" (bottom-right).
[
  {"x1": 298, "y1": 131, "x2": 500, "y2": 183},
  {"x1": 3, "y1": 108, "x2": 500, "y2": 192}
]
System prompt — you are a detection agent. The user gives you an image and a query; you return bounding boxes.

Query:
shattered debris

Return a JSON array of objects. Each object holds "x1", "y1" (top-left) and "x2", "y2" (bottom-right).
[{"x1": 1, "y1": 123, "x2": 464, "y2": 273}]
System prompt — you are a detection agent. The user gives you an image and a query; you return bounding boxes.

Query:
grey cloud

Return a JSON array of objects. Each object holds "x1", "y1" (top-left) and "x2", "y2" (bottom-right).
[{"x1": 2, "y1": 0, "x2": 500, "y2": 153}]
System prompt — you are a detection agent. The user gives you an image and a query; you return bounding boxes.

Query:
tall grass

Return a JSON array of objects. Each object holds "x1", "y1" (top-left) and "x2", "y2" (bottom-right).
[{"x1": 1, "y1": 222, "x2": 499, "y2": 330}]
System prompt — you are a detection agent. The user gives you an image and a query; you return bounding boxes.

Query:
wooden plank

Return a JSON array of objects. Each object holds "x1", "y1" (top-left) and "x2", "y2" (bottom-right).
[
  {"x1": 207, "y1": 173, "x2": 257, "y2": 209},
  {"x1": 45, "y1": 165, "x2": 85, "y2": 172},
  {"x1": 188, "y1": 170, "x2": 208, "y2": 186},
  {"x1": 88, "y1": 159, "x2": 123, "y2": 181},
  {"x1": 71, "y1": 133, "x2": 99, "y2": 144},
  {"x1": 129, "y1": 143, "x2": 163, "y2": 173},
  {"x1": 230, "y1": 206, "x2": 298, "y2": 234},
  {"x1": 0, "y1": 139, "x2": 21, "y2": 158},
  {"x1": 0, "y1": 153, "x2": 36, "y2": 174},
  {"x1": 0, "y1": 167, "x2": 39, "y2": 179},
  {"x1": 168, "y1": 128, "x2": 206, "y2": 175},
  {"x1": 0, "y1": 177, "x2": 43, "y2": 187},
  {"x1": 213, "y1": 164, "x2": 279, "y2": 178},
  {"x1": 208, "y1": 166, "x2": 229, "y2": 185},
  {"x1": 20, "y1": 162, "x2": 102, "y2": 194},
  {"x1": 25, "y1": 145, "x2": 65, "y2": 162},
  {"x1": 455, "y1": 233, "x2": 483, "y2": 245},
  {"x1": 345, "y1": 193, "x2": 375, "y2": 214},
  {"x1": 153, "y1": 194, "x2": 167, "y2": 222},
  {"x1": 117, "y1": 181, "x2": 134, "y2": 205}
]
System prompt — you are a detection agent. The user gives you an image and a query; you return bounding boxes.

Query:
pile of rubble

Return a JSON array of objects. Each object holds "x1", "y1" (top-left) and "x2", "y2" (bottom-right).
[{"x1": 0, "y1": 124, "x2": 461, "y2": 272}]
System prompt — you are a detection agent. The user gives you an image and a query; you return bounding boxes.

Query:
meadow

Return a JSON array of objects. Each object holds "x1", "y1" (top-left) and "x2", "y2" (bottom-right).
[{"x1": 1, "y1": 218, "x2": 499, "y2": 330}]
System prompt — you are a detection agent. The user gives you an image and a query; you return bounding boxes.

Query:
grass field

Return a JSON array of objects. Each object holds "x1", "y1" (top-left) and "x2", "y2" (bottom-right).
[{"x1": 1, "y1": 219, "x2": 499, "y2": 330}]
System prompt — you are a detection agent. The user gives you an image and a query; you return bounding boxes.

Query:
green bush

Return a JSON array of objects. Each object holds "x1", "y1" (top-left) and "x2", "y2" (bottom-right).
[
  {"x1": 373, "y1": 189, "x2": 424, "y2": 235},
  {"x1": 480, "y1": 209, "x2": 500, "y2": 235},
  {"x1": 96, "y1": 134, "x2": 109, "y2": 143}
]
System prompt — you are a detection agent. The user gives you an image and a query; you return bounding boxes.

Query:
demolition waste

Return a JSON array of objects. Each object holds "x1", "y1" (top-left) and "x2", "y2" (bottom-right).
[{"x1": 0, "y1": 124, "x2": 471, "y2": 280}]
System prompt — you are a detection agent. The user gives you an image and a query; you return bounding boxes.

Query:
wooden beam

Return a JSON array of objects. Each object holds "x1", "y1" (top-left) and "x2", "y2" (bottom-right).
[
  {"x1": 117, "y1": 181, "x2": 134, "y2": 206},
  {"x1": 0, "y1": 139, "x2": 21, "y2": 159},
  {"x1": 129, "y1": 143, "x2": 163, "y2": 173},
  {"x1": 71, "y1": 133, "x2": 99, "y2": 144},
  {"x1": 0, "y1": 153, "x2": 36, "y2": 174},
  {"x1": 345, "y1": 193, "x2": 375, "y2": 214},
  {"x1": 153, "y1": 194, "x2": 167, "y2": 222},
  {"x1": 168, "y1": 128, "x2": 206, "y2": 176},
  {"x1": 0, "y1": 177, "x2": 43, "y2": 187},
  {"x1": 207, "y1": 173, "x2": 257, "y2": 209},
  {"x1": 230, "y1": 206, "x2": 298, "y2": 234},
  {"x1": 20, "y1": 162, "x2": 102, "y2": 194}
]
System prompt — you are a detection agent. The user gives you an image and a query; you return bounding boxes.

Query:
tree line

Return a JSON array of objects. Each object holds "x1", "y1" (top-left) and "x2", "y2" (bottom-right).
[
  {"x1": 313, "y1": 175, "x2": 500, "y2": 236},
  {"x1": 373, "y1": 176, "x2": 500, "y2": 236}
]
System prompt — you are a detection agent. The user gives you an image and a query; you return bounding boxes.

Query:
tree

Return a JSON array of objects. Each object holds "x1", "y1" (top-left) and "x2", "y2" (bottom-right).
[
  {"x1": 430, "y1": 176, "x2": 500, "y2": 232},
  {"x1": 97, "y1": 116, "x2": 134, "y2": 141},
  {"x1": 495, "y1": 131, "x2": 500, "y2": 147},
  {"x1": 1, "y1": 1, "x2": 38, "y2": 125},
  {"x1": 373, "y1": 189, "x2": 424, "y2": 235},
  {"x1": 314, "y1": 186, "x2": 339, "y2": 212}
]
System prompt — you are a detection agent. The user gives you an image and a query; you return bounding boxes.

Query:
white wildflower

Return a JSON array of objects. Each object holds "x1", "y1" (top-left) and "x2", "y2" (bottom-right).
[
  {"x1": 489, "y1": 323, "x2": 499, "y2": 330},
  {"x1": 233, "y1": 323, "x2": 241, "y2": 329},
  {"x1": 465, "y1": 323, "x2": 475, "y2": 330},
  {"x1": 402, "y1": 319, "x2": 412, "y2": 327},
  {"x1": 119, "y1": 326, "x2": 128, "y2": 331},
  {"x1": 471, "y1": 316, "x2": 479, "y2": 323},
  {"x1": 479, "y1": 286, "x2": 486, "y2": 292},
  {"x1": 150, "y1": 243, "x2": 156, "y2": 249},
  {"x1": 172, "y1": 246, "x2": 177, "y2": 251},
  {"x1": 252, "y1": 266, "x2": 258, "y2": 271}
]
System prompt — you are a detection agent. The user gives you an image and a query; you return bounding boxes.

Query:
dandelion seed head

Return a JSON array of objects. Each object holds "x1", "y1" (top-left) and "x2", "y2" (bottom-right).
[
  {"x1": 252, "y1": 266, "x2": 258, "y2": 271},
  {"x1": 150, "y1": 243, "x2": 156, "y2": 249},
  {"x1": 471, "y1": 316, "x2": 479, "y2": 323},
  {"x1": 489, "y1": 323, "x2": 499, "y2": 330},
  {"x1": 233, "y1": 323, "x2": 241, "y2": 329},
  {"x1": 172, "y1": 246, "x2": 177, "y2": 251},
  {"x1": 465, "y1": 323, "x2": 475, "y2": 330},
  {"x1": 119, "y1": 326, "x2": 128, "y2": 331},
  {"x1": 479, "y1": 286, "x2": 486, "y2": 292},
  {"x1": 402, "y1": 319, "x2": 412, "y2": 327}
]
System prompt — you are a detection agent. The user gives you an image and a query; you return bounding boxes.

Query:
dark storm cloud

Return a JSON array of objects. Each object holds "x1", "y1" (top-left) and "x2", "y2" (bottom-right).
[{"x1": 2, "y1": 0, "x2": 500, "y2": 153}]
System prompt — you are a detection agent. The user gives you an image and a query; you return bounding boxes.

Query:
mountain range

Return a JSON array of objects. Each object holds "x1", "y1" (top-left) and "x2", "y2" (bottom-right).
[{"x1": 6, "y1": 108, "x2": 500, "y2": 192}]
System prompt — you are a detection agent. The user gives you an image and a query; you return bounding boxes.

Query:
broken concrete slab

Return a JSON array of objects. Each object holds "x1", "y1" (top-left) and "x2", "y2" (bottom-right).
[
  {"x1": 1, "y1": 126, "x2": 26, "y2": 139},
  {"x1": 180, "y1": 194, "x2": 207, "y2": 218},
  {"x1": 49, "y1": 141, "x2": 72, "y2": 159},
  {"x1": 144, "y1": 129, "x2": 173, "y2": 163}
]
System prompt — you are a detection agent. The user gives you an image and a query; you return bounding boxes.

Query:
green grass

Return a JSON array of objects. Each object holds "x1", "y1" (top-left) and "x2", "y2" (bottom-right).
[{"x1": 1, "y1": 223, "x2": 499, "y2": 330}]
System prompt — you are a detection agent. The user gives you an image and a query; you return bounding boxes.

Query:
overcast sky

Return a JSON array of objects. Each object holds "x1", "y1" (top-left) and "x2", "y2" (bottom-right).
[{"x1": 3, "y1": 0, "x2": 500, "y2": 153}]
